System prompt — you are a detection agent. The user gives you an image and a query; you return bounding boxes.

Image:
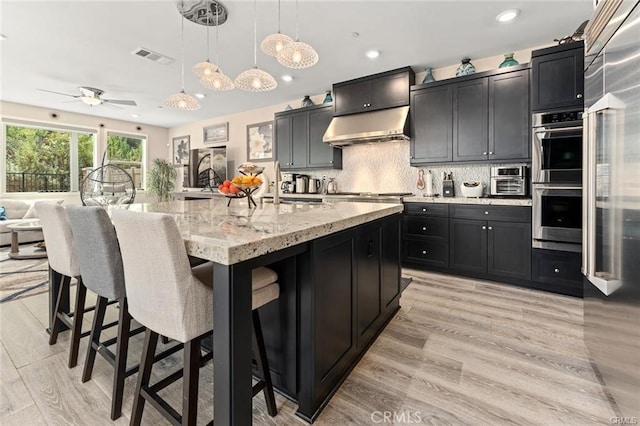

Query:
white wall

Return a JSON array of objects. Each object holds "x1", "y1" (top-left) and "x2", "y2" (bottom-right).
[{"x1": 0, "y1": 100, "x2": 169, "y2": 201}]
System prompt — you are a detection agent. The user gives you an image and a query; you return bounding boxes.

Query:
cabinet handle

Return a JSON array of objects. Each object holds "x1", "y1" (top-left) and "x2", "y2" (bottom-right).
[
  {"x1": 489, "y1": 151, "x2": 493, "y2": 155},
  {"x1": 488, "y1": 226, "x2": 493, "y2": 230},
  {"x1": 410, "y1": 155, "x2": 414, "y2": 159},
  {"x1": 482, "y1": 226, "x2": 486, "y2": 230},
  {"x1": 422, "y1": 208, "x2": 427, "y2": 212},
  {"x1": 330, "y1": 160, "x2": 334, "y2": 164},
  {"x1": 577, "y1": 94, "x2": 583, "y2": 99},
  {"x1": 484, "y1": 211, "x2": 489, "y2": 215},
  {"x1": 483, "y1": 152, "x2": 487, "y2": 155},
  {"x1": 554, "y1": 268, "x2": 560, "y2": 273},
  {"x1": 363, "y1": 103, "x2": 368, "y2": 107},
  {"x1": 422, "y1": 250, "x2": 428, "y2": 255},
  {"x1": 422, "y1": 226, "x2": 427, "y2": 231}
]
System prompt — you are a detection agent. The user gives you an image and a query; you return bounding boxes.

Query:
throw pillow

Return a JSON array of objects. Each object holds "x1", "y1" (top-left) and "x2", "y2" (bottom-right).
[
  {"x1": 0, "y1": 206, "x2": 6, "y2": 221},
  {"x1": 23, "y1": 199, "x2": 64, "y2": 219}
]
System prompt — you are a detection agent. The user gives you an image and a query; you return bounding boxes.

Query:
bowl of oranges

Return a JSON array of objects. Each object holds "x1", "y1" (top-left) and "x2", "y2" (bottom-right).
[
  {"x1": 230, "y1": 174, "x2": 263, "y2": 190},
  {"x1": 217, "y1": 180, "x2": 245, "y2": 197}
]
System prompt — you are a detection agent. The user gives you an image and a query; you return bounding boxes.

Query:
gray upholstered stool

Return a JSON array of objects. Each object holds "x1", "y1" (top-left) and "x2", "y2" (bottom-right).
[
  {"x1": 66, "y1": 205, "x2": 146, "y2": 420},
  {"x1": 112, "y1": 209, "x2": 279, "y2": 426},
  {"x1": 35, "y1": 202, "x2": 89, "y2": 369}
]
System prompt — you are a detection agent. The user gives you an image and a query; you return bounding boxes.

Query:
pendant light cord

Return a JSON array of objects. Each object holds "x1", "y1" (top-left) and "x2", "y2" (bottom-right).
[
  {"x1": 295, "y1": 0, "x2": 299, "y2": 41},
  {"x1": 277, "y1": 0, "x2": 281, "y2": 33},
  {"x1": 215, "y1": 1, "x2": 220, "y2": 68},
  {"x1": 180, "y1": 15, "x2": 185, "y2": 90},
  {"x1": 253, "y1": 0, "x2": 257, "y2": 66},
  {"x1": 206, "y1": 6, "x2": 210, "y2": 61}
]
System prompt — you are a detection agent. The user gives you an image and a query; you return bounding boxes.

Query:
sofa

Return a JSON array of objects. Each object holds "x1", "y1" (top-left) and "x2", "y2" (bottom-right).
[{"x1": 0, "y1": 199, "x2": 63, "y2": 247}]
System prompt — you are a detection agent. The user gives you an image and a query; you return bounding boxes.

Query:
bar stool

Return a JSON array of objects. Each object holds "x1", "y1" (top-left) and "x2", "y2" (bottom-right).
[
  {"x1": 66, "y1": 205, "x2": 146, "y2": 420},
  {"x1": 112, "y1": 209, "x2": 279, "y2": 425},
  {"x1": 35, "y1": 202, "x2": 89, "y2": 368}
]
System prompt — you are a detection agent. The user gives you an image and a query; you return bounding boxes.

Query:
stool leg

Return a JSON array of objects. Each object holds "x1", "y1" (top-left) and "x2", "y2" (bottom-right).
[
  {"x1": 68, "y1": 278, "x2": 87, "y2": 368},
  {"x1": 111, "y1": 298, "x2": 131, "y2": 421},
  {"x1": 82, "y1": 295, "x2": 108, "y2": 382},
  {"x1": 48, "y1": 274, "x2": 70, "y2": 345},
  {"x1": 182, "y1": 336, "x2": 201, "y2": 426},
  {"x1": 131, "y1": 329, "x2": 158, "y2": 426},
  {"x1": 252, "y1": 310, "x2": 277, "y2": 417}
]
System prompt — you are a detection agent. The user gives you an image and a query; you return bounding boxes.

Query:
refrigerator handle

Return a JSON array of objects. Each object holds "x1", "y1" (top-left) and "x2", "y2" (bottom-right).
[{"x1": 583, "y1": 93, "x2": 624, "y2": 296}]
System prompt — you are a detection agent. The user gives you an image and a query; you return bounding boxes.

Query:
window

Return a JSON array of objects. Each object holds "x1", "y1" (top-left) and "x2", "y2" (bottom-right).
[
  {"x1": 3, "y1": 123, "x2": 96, "y2": 193},
  {"x1": 106, "y1": 132, "x2": 145, "y2": 190}
]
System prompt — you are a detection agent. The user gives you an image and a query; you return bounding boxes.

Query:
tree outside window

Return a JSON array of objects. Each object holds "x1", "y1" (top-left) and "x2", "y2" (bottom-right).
[{"x1": 106, "y1": 134, "x2": 145, "y2": 189}]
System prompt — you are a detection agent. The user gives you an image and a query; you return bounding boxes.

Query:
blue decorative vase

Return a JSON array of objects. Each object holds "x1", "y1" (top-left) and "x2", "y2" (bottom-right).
[
  {"x1": 322, "y1": 91, "x2": 333, "y2": 104},
  {"x1": 456, "y1": 58, "x2": 476, "y2": 77},
  {"x1": 499, "y1": 53, "x2": 519, "y2": 68},
  {"x1": 301, "y1": 95, "x2": 314, "y2": 107},
  {"x1": 421, "y1": 67, "x2": 436, "y2": 84}
]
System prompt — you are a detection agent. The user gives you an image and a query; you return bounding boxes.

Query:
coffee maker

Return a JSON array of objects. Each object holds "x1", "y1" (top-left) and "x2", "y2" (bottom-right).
[{"x1": 280, "y1": 172, "x2": 296, "y2": 193}]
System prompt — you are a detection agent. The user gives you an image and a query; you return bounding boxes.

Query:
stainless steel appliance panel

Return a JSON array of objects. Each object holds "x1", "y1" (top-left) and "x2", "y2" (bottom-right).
[
  {"x1": 583, "y1": 0, "x2": 640, "y2": 418},
  {"x1": 532, "y1": 186, "x2": 582, "y2": 246},
  {"x1": 532, "y1": 116, "x2": 583, "y2": 185},
  {"x1": 490, "y1": 166, "x2": 528, "y2": 196}
]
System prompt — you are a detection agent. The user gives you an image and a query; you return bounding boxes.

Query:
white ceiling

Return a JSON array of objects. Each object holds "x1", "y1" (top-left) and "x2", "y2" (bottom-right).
[{"x1": 0, "y1": 1, "x2": 593, "y2": 129}]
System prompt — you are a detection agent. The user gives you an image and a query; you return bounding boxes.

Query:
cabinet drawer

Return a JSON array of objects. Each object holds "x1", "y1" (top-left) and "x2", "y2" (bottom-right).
[
  {"x1": 404, "y1": 203, "x2": 448, "y2": 217},
  {"x1": 450, "y1": 204, "x2": 531, "y2": 222},
  {"x1": 404, "y1": 217, "x2": 448, "y2": 240},
  {"x1": 532, "y1": 249, "x2": 582, "y2": 286},
  {"x1": 403, "y1": 239, "x2": 449, "y2": 268}
]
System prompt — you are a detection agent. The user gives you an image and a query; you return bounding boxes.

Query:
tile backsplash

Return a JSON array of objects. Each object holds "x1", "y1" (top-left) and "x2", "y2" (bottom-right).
[{"x1": 299, "y1": 141, "x2": 528, "y2": 196}]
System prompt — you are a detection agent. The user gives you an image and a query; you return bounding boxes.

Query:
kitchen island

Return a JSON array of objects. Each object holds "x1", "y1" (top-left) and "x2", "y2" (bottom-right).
[{"x1": 49, "y1": 199, "x2": 403, "y2": 423}]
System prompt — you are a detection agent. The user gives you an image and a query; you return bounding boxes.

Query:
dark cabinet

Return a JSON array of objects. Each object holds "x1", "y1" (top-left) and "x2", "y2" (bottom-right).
[
  {"x1": 489, "y1": 70, "x2": 530, "y2": 160},
  {"x1": 402, "y1": 203, "x2": 450, "y2": 269},
  {"x1": 410, "y1": 86, "x2": 453, "y2": 164},
  {"x1": 298, "y1": 215, "x2": 402, "y2": 420},
  {"x1": 275, "y1": 104, "x2": 342, "y2": 171},
  {"x1": 531, "y1": 41, "x2": 584, "y2": 112},
  {"x1": 453, "y1": 78, "x2": 488, "y2": 161},
  {"x1": 411, "y1": 65, "x2": 531, "y2": 165},
  {"x1": 487, "y1": 221, "x2": 531, "y2": 280},
  {"x1": 450, "y1": 218, "x2": 488, "y2": 274},
  {"x1": 333, "y1": 67, "x2": 415, "y2": 116},
  {"x1": 531, "y1": 248, "x2": 582, "y2": 297}
]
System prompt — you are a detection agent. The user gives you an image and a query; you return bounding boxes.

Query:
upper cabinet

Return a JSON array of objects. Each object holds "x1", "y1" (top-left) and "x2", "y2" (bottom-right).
[
  {"x1": 531, "y1": 41, "x2": 584, "y2": 112},
  {"x1": 333, "y1": 67, "x2": 415, "y2": 116},
  {"x1": 275, "y1": 104, "x2": 342, "y2": 171},
  {"x1": 411, "y1": 65, "x2": 531, "y2": 166}
]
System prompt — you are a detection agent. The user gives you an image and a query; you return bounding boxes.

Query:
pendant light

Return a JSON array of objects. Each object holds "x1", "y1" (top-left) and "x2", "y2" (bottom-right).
[
  {"x1": 235, "y1": 0, "x2": 277, "y2": 92},
  {"x1": 192, "y1": 3, "x2": 218, "y2": 79},
  {"x1": 260, "y1": 0, "x2": 293, "y2": 57},
  {"x1": 276, "y1": 0, "x2": 318, "y2": 69},
  {"x1": 200, "y1": 1, "x2": 234, "y2": 91},
  {"x1": 165, "y1": 13, "x2": 200, "y2": 110}
]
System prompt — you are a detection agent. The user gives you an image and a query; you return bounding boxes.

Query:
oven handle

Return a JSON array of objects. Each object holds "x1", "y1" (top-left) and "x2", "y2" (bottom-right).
[{"x1": 534, "y1": 126, "x2": 584, "y2": 133}]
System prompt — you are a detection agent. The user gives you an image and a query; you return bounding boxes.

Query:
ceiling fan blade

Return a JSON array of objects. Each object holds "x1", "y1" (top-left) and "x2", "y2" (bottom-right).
[
  {"x1": 37, "y1": 88, "x2": 79, "y2": 98},
  {"x1": 103, "y1": 99, "x2": 137, "y2": 106},
  {"x1": 100, "y1": 102, "x2": 123, "y2": 110}
]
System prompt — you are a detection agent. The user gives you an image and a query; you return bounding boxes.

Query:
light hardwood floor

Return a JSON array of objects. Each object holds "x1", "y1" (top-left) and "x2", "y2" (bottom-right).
[{"x1": 0, "y1": 269, "x2": 616, "y2": 425}]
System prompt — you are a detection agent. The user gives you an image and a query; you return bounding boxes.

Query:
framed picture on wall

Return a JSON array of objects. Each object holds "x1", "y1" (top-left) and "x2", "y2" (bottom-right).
[
  {"x1": 246, "y1": 121, "x2": 274, "y2": 162},
  {"x1": 172, "y1": 135, "x2": 190, "y2": 165},
  {"x1": 203, "y1": 122, "x2": 228, "y2": 144}
]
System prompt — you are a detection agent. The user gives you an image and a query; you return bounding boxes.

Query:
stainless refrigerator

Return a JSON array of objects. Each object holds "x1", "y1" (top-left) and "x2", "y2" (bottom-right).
[{"x1": 583, "y1": 0, "x2": 640, "y2": 417}]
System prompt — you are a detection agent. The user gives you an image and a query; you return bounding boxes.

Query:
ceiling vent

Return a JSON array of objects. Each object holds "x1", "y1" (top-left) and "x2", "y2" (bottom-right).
[{"x1": 131, "y1": 47, "x2": 174, "y2": 65}]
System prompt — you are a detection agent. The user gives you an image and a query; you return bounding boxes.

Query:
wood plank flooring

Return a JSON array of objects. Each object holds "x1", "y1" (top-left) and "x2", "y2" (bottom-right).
[{"x1": 0, "y1": 269, "x2": 616, "y2": 425}]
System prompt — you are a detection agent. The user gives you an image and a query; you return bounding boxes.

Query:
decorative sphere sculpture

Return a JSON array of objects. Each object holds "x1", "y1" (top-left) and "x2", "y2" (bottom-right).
[{"x1": 81, "y1": 164, "x2": 136, "y2": 206}]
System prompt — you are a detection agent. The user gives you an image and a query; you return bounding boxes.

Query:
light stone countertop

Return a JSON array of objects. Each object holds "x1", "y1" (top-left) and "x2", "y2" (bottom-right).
[
  {"x1": 403, "y1": 196, "x2": 532, "y2": 206},
  {"x1": 114, "y1": 199, "x2": 402, "y2": 265}
]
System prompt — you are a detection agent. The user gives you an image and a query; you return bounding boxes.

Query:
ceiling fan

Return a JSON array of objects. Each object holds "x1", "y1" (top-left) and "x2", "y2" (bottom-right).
[{"x1": 38, "y1": 86, "x2": 137, "y2": 108}]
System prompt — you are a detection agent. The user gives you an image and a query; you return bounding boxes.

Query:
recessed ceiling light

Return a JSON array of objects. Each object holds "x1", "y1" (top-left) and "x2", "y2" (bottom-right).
[
  {"x1": 365, "y1": 50, "x2": 380, "y2": 59},
  {"x1": 0, "y1": 34, "x2": 7, "y2": 41},
  {"x1": 194, "y1": 93, "x2": 206, "y2": 99},
  {"x1": 131, "y1": 114, "x2": 140, "y2": 118},
  {"x1": 281, "y1": 74, "x2": 293, "y2": 82},
  {"x1": 496, "y1": 9, "x2": 520, "y2": 22}
]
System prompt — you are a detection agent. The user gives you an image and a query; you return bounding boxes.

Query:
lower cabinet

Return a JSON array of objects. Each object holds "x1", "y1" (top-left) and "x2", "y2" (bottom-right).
[
  {"x1": 531, "y1": 248, "x2": 582, "y2": 297},
  {"x1": 403, "y1": 203, "x2": 533, "y2": 287},
  {"x1": 298, "y1": 214, "x2": 401, "y2": 421}
]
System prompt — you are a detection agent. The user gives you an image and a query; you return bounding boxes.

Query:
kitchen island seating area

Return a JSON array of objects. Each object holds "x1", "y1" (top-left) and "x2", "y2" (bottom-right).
[{"x1": 33, "y1": 199, "x2": 403, "y2": 423}]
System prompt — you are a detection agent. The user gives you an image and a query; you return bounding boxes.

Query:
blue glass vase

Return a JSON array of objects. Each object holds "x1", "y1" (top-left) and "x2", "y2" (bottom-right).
[
  {"x1": 322, "y1": 91, "x2": 333, "y2": 104},
  {"x1": 421, "y1": 67, "x2": 436, "y2": 84},
  {"x1": 499, "y1": 53, "x2": 519, "y2": 68},
  {"x1": 455, "y1": 58, "x2": 476, "y2": 77}
]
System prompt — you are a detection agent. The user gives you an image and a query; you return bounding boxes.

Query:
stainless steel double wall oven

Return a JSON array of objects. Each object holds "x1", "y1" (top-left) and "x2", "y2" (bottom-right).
[{"x1": 532, "y1": 109, "x2": 583, "y2": 252}]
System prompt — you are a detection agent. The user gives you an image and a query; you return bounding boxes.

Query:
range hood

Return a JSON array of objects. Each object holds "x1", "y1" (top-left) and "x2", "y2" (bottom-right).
[{"x1": 323, "y1": 106, "x2": 410, "y2": 146}]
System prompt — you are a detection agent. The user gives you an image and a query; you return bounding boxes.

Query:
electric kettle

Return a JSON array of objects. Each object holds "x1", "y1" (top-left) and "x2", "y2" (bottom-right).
[
  {"x1": 326, "y1": 178, "x2": 338, "y2": 194},
  {"x1": 295, "y1": 175, "x2": 309, "y2": 193}
]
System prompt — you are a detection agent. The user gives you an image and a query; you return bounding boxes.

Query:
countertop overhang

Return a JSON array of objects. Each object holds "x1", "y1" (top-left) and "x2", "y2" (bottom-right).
[{"x1": 114, "y1": 199, "x2": 403, "y2": 265}]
